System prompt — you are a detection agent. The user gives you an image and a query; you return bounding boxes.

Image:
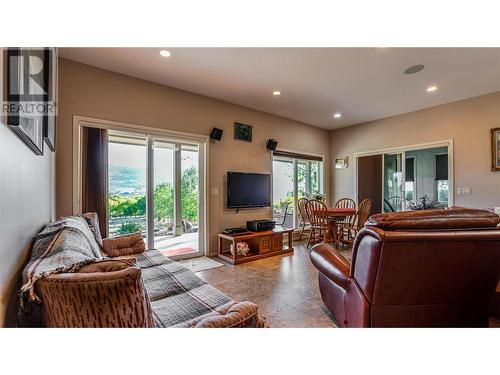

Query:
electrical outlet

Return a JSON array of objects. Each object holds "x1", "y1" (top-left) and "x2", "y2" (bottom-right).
[{"x1": 457, "y1": 187, "x2": 471, "y2": 195}]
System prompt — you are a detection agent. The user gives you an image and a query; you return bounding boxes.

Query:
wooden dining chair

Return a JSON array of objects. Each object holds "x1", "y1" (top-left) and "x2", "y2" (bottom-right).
[
  {"x1": 344, "y1": 198, "x2": 372, "y2": 245},
  {"x1": 297, "y1": 197, "x2": 310, "y2": 240},
  {"x1": 305, "y1": 199, "x2": 329, "y2": 248},
  {"x1": 335, "y1": 198, "x2": 356, "y2": 245}
]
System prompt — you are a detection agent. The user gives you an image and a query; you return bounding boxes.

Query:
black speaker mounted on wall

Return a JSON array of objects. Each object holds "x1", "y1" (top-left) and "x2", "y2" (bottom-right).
[
  {"x1": 266, "y1": 138, "x2": 278, "y2": 151},
  {"x1": 210, "y1": 127, "x2": 223, "y2": 141}
]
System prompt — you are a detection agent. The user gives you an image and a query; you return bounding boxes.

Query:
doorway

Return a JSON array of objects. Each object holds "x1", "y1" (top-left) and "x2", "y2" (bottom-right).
[
  {"x1": 355, "y1": 141, "x2": 453, "y2": 214},
  {"x1": 74, "y1": 115, "x2": 208, "y2": 261},
  {"x1": 107, "y1": 130, "x2": 204, "y2": 259}
]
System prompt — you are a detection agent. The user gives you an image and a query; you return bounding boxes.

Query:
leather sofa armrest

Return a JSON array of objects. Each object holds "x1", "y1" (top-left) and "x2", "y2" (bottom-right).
[
  {"x1": 310, "y1": 243, "x2": 351, "y2": 289},
  {"x1": 102, "y1": 232, "x2": 146, "y2": 257}
]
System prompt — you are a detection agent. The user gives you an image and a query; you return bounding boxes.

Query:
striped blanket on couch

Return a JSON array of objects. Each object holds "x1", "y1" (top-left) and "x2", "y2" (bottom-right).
[{"x1": 18, "y1": 214, "x2": 266, "y2": 328}]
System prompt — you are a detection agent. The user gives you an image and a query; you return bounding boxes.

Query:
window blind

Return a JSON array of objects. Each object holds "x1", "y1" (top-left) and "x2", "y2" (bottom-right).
[
  {"x1": 435, "y1": 154, "x2": 448, "y2": 180},
  {"x1": 272, "y1": 150, "x2": 323, "y2": 162},
  {"x1": 405, "y1": 158, "x2": 415, "y2": 182}
]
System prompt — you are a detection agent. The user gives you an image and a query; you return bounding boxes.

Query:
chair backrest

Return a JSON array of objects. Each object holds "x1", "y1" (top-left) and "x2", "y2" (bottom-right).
[
  {"x1": 298, "y1": 198, "x2": 309, "y2": 224},
  {"x1": 305, "y1": 199, "x2": 328, "y2": 227},
  {"x1": 335, "y1": 198, "x2": 356, "y2": 225},
  {"x1": 350, "y1": 208, "x2": 500, "y2": 327},
  {"x1": 335, "y1": 198, "x2": 356, "y2": 210},
  {"x1": 355, "y1": 199, "x2": 372, "y2": 228}
]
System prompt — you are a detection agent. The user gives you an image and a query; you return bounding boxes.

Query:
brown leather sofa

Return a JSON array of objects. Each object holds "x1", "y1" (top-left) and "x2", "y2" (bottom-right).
[{"x1": 310, "y1": 208, "x2": 500, "y2": 327}]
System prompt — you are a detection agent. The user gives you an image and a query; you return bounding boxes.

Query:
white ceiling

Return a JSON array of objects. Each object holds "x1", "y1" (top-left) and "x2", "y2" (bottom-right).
[{"x1": 59, "y1": 48, "x2": 500, "y2": 130}]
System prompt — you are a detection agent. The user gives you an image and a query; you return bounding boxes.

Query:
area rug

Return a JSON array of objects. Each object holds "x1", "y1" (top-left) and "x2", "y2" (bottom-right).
[
  {"x1": 177, "y1": 257, "x2": 225, "y2": 273},
  {"x1": 160, "y1": 247, "x2": 197, "y2": 256}
]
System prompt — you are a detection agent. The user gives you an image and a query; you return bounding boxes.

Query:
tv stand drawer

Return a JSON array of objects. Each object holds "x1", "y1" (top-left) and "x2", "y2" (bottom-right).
[{"x1": 259, "y1": 236, "x2": 272, "y2": 254}]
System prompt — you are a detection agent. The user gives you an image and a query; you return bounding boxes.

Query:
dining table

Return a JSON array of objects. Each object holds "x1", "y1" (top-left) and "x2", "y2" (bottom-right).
[{"x1": 313, "y1": 207, "x2": 356, "y2": 246}]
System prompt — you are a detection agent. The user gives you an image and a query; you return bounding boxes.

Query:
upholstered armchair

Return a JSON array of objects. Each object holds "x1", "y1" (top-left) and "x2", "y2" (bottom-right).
[{"x1": 310, "y1": 208, "x2": 500, "y2": 327}]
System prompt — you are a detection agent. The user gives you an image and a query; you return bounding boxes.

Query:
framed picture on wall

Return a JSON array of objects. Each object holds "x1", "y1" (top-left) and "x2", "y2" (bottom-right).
[
  {"x1": 492, "y1": 127, "x2": 500, "y2": 171},
  {"x1": 335, "y1": 156, "x2": 348, "y2": 169},
  {"x1": 6, "y1": 48, "x2": 49, "y2": 155},
  {"x1": 234, "y1": 122, "x2": 253, "y2": 142}
]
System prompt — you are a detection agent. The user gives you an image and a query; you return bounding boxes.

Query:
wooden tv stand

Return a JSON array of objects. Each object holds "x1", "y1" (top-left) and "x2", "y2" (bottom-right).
[{"x1": 217, "y1": 228, "x2": 294, "y2": 265}]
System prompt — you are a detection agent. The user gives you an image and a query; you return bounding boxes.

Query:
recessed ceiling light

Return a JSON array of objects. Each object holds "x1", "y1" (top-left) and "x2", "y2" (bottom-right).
[
  {"x1": 273, "y1": 91, "x2": 281, "y2": 96},
  {"x1": 426, "y1": 85, "x2": 438, "y2": 92},
  {"x1": 333, "y1": 112, "x2": 342, "y2": 119},
  {"x1": 404, "y1": 64, "x2": 425, "y2": 75},
  {"x1": 160, "y1": 50, "x2": 171, "y2": 57}
]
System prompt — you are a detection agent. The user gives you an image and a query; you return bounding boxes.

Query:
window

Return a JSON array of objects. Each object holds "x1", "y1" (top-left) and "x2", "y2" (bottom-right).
[
  {"x1": 405, "y1": 157, "x2": 415, "y2": 202},
  {"x1": 272, "y1": 151, "x2": 323, "y2": 228},
  {"x1": 435, "y1": 154, "x2": 449, "y2": 204}
]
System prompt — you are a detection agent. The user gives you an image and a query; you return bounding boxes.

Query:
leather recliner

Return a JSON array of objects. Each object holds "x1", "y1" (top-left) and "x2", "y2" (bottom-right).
[{"x1": 310, "y1": 208, "x2": 500, "y2": 327}]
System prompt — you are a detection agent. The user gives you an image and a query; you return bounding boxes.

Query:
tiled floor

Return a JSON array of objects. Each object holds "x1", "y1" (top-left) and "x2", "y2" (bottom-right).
[
  {"x1": 196, "y1": 241, "x2": 500, "y2": 328},
  {"x1": 196, "y1": 241, "x2": 345, "y2": 327}
]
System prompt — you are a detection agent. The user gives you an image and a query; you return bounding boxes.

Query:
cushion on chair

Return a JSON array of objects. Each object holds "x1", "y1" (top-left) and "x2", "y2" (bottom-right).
[{"x1": 102, "y1": 233, "x2": 146, "y2": 257}]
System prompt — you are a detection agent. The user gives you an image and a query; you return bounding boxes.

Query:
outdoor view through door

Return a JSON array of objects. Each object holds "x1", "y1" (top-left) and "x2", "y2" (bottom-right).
[
  {"x1": 272, "y1": 153, "x2": 323, "y2": 228},
  {"x1": 383, "y1": 146, "x2": 449, "y2": 212},
  {"x1": 108, "y1": 130, "x2": 202, "y2": 259}
]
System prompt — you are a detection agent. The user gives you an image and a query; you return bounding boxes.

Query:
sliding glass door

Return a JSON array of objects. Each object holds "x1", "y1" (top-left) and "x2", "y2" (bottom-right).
[
  {"x1": 272, "y1": 154, "x2": 323, "y2": 228},
  {"x1": 381, "y1": 145, "x2": 450, "y2": 212},
  {"x1": 383, "y1": 153, "x2": 404, "y2": 212},
  {"x1": 108, "y1": 130, "x2": 204, "y2": 259}
]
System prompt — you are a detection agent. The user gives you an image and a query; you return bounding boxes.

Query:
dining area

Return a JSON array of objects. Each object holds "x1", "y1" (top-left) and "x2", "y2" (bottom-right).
[{"x1": 297, "y1": 197, "x2": 372, "y2": 249}]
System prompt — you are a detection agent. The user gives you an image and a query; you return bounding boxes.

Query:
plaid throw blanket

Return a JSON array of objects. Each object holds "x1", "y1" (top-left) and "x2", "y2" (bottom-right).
[
  {"x1": 134, "y1": 250, "x2": 233, "y2": 327},
  {"x1": 18, "y1": 216, "x2": 103, "y2": 324}
]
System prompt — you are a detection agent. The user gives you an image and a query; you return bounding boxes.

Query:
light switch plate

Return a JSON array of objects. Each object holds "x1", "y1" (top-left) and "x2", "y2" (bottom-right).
[
  {"x1": 457, "y1": 187, "x2": 471, "y2": 195},
  {"x1": 211, "y1": 187, "x2": 219, "y2": 196}
]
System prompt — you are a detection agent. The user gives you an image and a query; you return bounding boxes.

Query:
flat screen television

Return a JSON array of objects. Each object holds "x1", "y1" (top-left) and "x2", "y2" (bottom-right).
[{"x1": 227, "y1": 172, "x2": 271, "y2": 209}]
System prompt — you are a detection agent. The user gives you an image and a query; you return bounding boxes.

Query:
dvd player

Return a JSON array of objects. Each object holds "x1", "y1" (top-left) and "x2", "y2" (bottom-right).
[{"x1": 222, "y1": 227, "x2": 248, "y2": 235}]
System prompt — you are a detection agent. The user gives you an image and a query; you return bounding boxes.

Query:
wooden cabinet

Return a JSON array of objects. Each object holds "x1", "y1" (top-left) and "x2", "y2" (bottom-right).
[{"x1": 218, "y1": 228, "x2": 294, "y2": 265}]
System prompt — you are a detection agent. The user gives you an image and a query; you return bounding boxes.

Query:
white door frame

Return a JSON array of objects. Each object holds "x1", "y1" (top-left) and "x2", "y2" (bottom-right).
[
  {"x1": 72, "y1": 115, "x2": 209, "y2": 257},
  {"x1": 353, "y1": 139, "x2": 454, "y2": 209}
]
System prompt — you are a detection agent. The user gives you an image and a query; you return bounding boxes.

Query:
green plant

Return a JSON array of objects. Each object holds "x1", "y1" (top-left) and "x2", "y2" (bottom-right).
[{"x1": 117, "y1": 221, "x2": 142, "y2": 235}]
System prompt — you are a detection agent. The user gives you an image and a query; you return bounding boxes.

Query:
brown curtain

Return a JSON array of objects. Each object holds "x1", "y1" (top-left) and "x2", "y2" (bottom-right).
[{"x1": 82, "y1": 127, "x2": 109, "y2": 237}]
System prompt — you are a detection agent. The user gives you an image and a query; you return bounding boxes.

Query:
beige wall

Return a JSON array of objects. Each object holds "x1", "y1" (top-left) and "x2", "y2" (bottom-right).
[
  {"x1": 330, "y1": 92, "x2": 500, "y2": 208},
  {"x1": 56, "y1": 58, "x2": 331, "y2": 254},
  {"x1": 0, "y1": 54, "x2": 54, "y2": 326}
]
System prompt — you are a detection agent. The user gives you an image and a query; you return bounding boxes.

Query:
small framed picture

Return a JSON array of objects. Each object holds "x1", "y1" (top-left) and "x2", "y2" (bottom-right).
[
  {"x1": 7, "y1": 48, "x2": 49, "y2": 155},
  {"x1": 335, "y1": 156, "x2": 348, "y2": 169},
  {"x1": 234, "y1": 122, "x2": 252, "y2": 142},
  {"x1": 491, "y1": 127, "x2": 500, "y2": 171}
]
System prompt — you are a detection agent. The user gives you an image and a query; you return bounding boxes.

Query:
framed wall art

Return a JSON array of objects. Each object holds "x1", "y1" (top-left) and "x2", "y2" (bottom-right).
[
  {"x1": 234, "y1": 122, "x2": 253, "y2": 142},
  {"x1": 491, "y1": 127, "x2": 500, "y2": 171}
]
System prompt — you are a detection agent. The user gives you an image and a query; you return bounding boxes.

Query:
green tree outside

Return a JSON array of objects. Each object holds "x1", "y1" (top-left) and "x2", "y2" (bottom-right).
[{"x1": 108, "y1": 166, "x2": 199, "y2": 235}]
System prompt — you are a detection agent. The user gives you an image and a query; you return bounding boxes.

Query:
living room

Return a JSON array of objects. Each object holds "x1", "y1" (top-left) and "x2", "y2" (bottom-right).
[{"x1": 1, "y1": 2, "x2": 499, "y2": 373}]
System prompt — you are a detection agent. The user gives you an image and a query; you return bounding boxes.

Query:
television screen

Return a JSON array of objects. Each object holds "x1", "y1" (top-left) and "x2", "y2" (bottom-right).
[{"x1": 227, "y1": 172, "x2": 271, "y2": 209}]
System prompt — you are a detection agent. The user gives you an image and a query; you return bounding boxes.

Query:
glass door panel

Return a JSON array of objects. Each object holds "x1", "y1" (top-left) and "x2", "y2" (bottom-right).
[
  {"x1": 107, "y1": 132, "x2": 147, "y2": 239},
  {"x1": 179, "y1": 144, "x2": 200, "y2": 255},
  {"x1": 383, "y1": 153, "x2": 403, "y2": 212},
  {"x1": 152, "y1": 140, "x2": 175, "y2": 251},
  {"x1": 272, "y1": 158, "x2": 294, "y2": 227}
]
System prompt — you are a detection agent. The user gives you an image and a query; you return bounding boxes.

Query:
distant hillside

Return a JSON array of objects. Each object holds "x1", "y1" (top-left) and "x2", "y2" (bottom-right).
[{"x1": 109, "y1": 165, "x2": 146, "y2": 196}]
